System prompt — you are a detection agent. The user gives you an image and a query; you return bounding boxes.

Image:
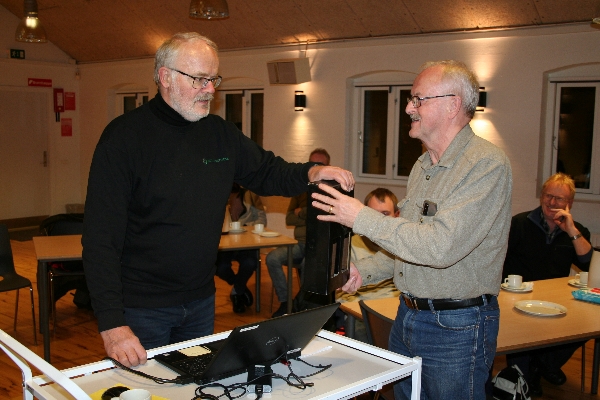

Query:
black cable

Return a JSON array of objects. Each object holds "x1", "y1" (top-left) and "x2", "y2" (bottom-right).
[{"x1": 103, "y1": 357, "x2": 189, "y2": 385}]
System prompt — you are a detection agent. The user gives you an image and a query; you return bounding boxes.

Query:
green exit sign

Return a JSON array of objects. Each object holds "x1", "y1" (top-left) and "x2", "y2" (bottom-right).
[{"x1": 10, "y1": 49, "x2": 25, "y2": 59}]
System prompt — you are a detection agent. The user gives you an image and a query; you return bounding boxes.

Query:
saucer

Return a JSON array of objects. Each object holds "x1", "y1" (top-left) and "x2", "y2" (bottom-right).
[
  {"x1": 259, "y1": 231, "x2": 280, "y2": 237},
  {"x1": 568, "y1": 279, "x2": 588, "y2": 288},
  {"x1": 228, "y1": 228, "x2": 246, "y2": 234},
  {"x1": 501, "y1": 282, "x2": 532, "y2": 293},
  {"x1": 251, "y1": 230, "x2": 265, "y2": 234}
]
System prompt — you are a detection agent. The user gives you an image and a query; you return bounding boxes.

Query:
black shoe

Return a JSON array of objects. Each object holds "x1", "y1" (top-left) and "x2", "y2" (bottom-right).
[
  {"x1": 541, "y1": 367, "x2": 567, "y2": 386},
  {"x1": 529, "y1": 378, "x2": 543, "y2": 397},
  {"x1": 230, "y1": 293, "x2": 246, "y2": 313},
  {"x1": 241, "y1": 286, "x2": 253, "y2": 307},
  {"x1": 529, "y1": 365, "x2": 543, "y2": 397},
  {"x1": 271, "y1": 302, "x2": 288, "y2": 318}
]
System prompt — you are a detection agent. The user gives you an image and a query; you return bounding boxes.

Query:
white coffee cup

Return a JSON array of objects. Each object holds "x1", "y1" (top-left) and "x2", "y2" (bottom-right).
[
  {"x1": 504, "y1": 274, "x2": 523, "y2": 289},
  {"x1": 577, "y1": 272, "x2": 589, "y2": 285},
  {"x1": 254, "y1": 223, "x2": 264, "y2": 233},
  {"x1": 230, "y1": 221, "x2": 241, "y2": 231},
  {"x1": 113, "y1": 389, "x2": 151, "y2": 400}
]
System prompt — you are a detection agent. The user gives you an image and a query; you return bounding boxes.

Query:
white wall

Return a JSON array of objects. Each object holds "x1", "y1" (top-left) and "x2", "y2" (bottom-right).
[
  {"x1": 80, "y1": 24, "x2": 600, "y2": 234},
  {"x1": 0, "y1": 5, "x2": 81, "y2": 217},
  {"x1": 3, "y1": 0, "x2": 600, "y2": 236}
]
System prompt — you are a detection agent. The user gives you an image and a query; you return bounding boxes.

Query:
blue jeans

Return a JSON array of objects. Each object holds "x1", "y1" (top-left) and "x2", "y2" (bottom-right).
[
  {"x1": 124, "y1": 295, "x2": 215, "y2": 350},
  {"x1": 390, "y1": 295, "x2": 499, "y2": 400},
  {"x1": 265, "y1": 243, "x2": 305, "y2": 302}
]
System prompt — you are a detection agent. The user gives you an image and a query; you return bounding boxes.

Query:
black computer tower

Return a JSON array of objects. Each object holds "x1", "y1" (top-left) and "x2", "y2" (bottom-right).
[{"x1": 303, "y1": 180, "x2": 353, "y2": 296}]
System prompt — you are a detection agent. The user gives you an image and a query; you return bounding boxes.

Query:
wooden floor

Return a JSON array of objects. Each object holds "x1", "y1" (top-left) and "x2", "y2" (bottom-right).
[{"x1": 1, "y1": 239, "x2": 597, "y2": 399}]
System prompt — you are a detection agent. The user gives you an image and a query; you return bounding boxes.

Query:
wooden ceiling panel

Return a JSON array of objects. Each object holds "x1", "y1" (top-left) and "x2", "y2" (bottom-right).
[
  {"x1": 533, "y1": 0, "x2": 598, "y2": 23},
  {"x1": 0, "y1": 0, "x2": 597, "y2": 63},
  {"x1": 405, "y1": 0, "x2": 543, "y2": 33},
  {"x1": 345, "y1": 0, "x2": 421, "y2": 36}
]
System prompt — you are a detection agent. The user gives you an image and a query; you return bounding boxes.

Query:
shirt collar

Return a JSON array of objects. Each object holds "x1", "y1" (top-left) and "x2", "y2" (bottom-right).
[{"x1": 419, "y1": 124, "x2": 475, "y2": 169}]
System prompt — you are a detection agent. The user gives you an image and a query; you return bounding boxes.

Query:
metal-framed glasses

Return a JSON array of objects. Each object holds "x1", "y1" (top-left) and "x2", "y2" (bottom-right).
[
  {"x1": 542, "y1": 193, "x2": 570, "y2": 205},
  {"x1": 170, "y1": 68, "x2": 222, "y2": 89},
  {"x1": 407, "y1": 94, "x2": 456, "y2": 108}
]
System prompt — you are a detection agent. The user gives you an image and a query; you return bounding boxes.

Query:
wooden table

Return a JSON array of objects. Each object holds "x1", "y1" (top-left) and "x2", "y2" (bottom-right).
[
  {"x1": 33, "y1": 231, "x2": 297, "y2": 363},
  {"x1": 33, "y1": 235, "x2": 83, "y2": 363},
  {"x1": 339, "y1": 276, "x2": 600, "y2": 394}
]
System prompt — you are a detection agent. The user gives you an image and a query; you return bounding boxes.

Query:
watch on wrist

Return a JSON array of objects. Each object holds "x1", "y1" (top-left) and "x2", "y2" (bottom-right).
[{"x1": 570, "y1": 233, "x2": 582, "y2": 241}]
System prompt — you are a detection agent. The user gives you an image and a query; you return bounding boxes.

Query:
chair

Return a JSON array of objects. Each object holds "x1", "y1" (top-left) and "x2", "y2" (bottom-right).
[
  {"x1": 0, "y1": 329, "x2": 90, "y2": 399},
  {"x1": 39, "y1": 213, "x2": 86, "y2": 333},
  {"x1": 359, "y1": 299, "x2": 395, "y2": 400},
  {"x1": 0, "y1": 224, "x2": 37, "y2": 345}
]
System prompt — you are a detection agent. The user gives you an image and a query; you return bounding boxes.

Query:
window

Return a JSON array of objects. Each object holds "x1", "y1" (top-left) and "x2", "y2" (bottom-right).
[
  {"x1": 213, "y1": 90, "x2": 264, "y2": 146},
  {"x1": 117, "y1": 92, "x2": 148, "y2": 114},
  {"x1": 541, "y1": 64, "x2": 600, "y2": 200},
  {"x1": 354, "y1": 85, "x2": 423, "y2": 182}
]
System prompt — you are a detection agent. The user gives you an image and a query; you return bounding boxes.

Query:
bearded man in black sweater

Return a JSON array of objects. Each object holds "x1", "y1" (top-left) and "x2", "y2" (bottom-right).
[{"x1": 82, "y1": 32, "x2": 355, "y2": 368}]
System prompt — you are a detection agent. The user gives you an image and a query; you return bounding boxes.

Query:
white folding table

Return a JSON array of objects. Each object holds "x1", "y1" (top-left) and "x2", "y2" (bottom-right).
[{"x1": 2, "y1": 329, "x2": 422, "y2": 400}]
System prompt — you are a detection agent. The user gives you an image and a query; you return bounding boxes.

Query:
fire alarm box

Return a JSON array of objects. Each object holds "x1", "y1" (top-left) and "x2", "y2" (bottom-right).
[{"x1": 53, "y1": 88, "x2": 64, "y2": 113}]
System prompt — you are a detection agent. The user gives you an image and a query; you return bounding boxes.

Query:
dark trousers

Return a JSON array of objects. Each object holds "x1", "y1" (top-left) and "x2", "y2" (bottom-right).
[
  {"x1": 506, "y1": 341, "x2": 585, "y2": 382},
  {"x1": 215, "y1": 250, "x2": 258, "y2": 292}
]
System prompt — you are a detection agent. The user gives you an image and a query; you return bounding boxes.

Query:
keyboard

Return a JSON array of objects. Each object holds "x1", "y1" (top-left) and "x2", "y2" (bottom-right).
[{"x1": 171, "y1": 352, "x2": 216, "y2": 376}]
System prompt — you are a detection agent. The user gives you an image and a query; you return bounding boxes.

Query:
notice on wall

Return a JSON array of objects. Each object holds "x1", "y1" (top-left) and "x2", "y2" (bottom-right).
[
  {"x1": 61, "y1": 118, "x2": 72, "y2": 137},
  {"x1": 65, "y1": 92, "x2": 76, "y2": 110}
]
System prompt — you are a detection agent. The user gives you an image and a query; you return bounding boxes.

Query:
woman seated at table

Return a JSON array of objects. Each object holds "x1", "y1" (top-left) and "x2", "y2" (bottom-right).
[{"x1": 216, "y1": 183, "x2": 266, "y2": 313}]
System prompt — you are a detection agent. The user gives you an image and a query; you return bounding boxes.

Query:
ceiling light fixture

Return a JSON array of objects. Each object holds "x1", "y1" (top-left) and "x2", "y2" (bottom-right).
[
  {"x1": 189, "y1": 0, "x2": 229, "y2": 19},
  {"x1": 15, "y1": 0, "x2": 47, "y2": 43}
]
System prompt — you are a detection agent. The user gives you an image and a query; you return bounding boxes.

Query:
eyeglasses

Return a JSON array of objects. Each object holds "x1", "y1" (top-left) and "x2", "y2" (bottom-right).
[
  {"x1": 170, "y1": 68, "x2": 222, "y2": 89},
  {"x1": 542, "y1": 193, "x2": 570, "y2": 205},
  {"x1": 407, "y1": 94, "x2": 456, "y2": 108}
]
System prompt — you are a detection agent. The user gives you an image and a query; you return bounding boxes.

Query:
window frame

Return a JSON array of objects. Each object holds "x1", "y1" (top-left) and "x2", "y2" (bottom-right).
[
  {"x1": 212, "y1": 88, "x2": 264, "y2": 146},
  {"x1": 540, "y1": 63, "x2": 600, "y2": 201},
  {"x1": 347, "y1": 70, "x2": 419, "y2": 187}
]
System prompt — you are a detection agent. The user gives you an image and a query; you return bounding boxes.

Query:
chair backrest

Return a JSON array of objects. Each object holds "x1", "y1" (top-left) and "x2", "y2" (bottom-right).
[
  {"x1": 39, "y1": 213, "x2": 84, "y2": 236},
  {"x1": 0, "y1": 224, "x2": 17, "y2": 276},
  {"x1": 359, "y1": 299, "x2": 394, "y2": 349}
]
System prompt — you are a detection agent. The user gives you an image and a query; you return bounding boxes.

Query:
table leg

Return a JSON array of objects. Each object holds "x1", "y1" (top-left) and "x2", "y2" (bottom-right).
[
  {"x1": 345, "y1": 314, "x2": 356, "y2": 339},
  {"x1": 287, "y1": 245, "x2": 293, "y2": 314},
  {"x1": 593, "y1": 337, "x2": 599, "y2": 394},
  {"x1": 255, "y1": 251, "x2": 261, "y2": 313},
  {"x1": 37, "y1": 260, "x2": 51, "y2": 362}
]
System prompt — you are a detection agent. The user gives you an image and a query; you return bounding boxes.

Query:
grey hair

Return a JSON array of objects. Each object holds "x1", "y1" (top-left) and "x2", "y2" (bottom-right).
[
  {"x1": 153, "y1": 32, "x2": 219, "y2": 86},
  {"x1": 420, "y1": 60, "x2": 479, "y2": 118}
]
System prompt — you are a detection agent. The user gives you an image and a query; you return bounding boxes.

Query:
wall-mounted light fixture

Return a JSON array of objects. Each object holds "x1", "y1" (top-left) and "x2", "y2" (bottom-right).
[
  {"x1": 476, "y1": 88, "x2": 487, "y2": 112},
  {"x1": 295, "y1": 91, "x2": 306, "y2": 111},
  {"x1": 15, "y1": 0, "x2": 47, "y2": 43}
]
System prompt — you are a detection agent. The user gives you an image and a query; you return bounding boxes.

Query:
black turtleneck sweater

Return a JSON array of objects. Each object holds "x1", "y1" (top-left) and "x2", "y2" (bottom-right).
[{"x1": 82, "y1": 93, "x2": 314, "y2": 332}]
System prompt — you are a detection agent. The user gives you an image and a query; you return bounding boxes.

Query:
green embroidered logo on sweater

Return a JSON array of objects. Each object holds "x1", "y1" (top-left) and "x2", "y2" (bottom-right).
[{"x1": 203, "y1": 157, "x2": 229, "y2": 164}]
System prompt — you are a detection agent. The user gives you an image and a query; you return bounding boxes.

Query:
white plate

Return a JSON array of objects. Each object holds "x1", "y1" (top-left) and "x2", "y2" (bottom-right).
[
  {"x1": 500, "y1": 282, "x2": 532, "y2": 293},
  {"x1": 251, "y1": 230, "x2": 265, "y2": 234},
  {"x1": 228, "y1": 228, "x2": 246, "y2": 234},
  {"x1": 568, "y1": 279, "x2": 588, "y2": 288},
  {"x1": 514, "y1": 300, "x2": 567, "y2": 317},
  {"x1": 259, "y1": 231, "x2": 280, "y2": 237}
]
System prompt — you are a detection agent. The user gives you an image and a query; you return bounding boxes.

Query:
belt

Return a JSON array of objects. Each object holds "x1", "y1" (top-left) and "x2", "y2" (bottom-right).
[{"x1": 401, "y1": 293, "x2": 493, "y2": 311}]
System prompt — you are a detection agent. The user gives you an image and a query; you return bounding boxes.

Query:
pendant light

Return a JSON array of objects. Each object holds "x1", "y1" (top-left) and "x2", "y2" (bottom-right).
[{"x1": 15, "y1": 0, "x2": 47, "y2": 43}]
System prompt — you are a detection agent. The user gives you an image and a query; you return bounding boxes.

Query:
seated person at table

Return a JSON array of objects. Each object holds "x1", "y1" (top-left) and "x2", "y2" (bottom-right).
[
  {"x1": 216, "y1": 183, "x2": 266, "y2": 313},
  {"x1": 502, "y1": 172, "x2": 592, "y2": 397},
  {"x1": 267, "y1": 148, "x2": 331, "y2": 318},
  {"x1": 337, "y1": 188, "x2": 400, "y2": 303}
]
